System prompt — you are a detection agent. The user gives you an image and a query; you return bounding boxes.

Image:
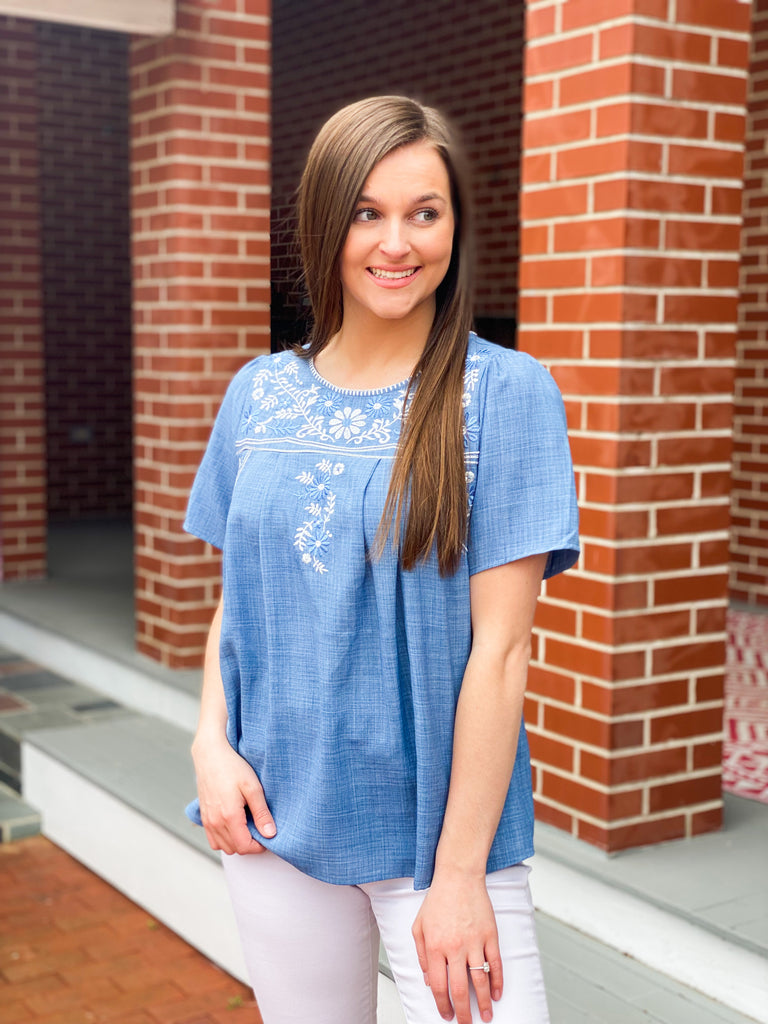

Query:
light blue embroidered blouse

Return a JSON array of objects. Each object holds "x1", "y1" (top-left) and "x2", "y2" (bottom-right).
[{"x1": 184, "y1": 334, "x2": 579, "y2": 889}]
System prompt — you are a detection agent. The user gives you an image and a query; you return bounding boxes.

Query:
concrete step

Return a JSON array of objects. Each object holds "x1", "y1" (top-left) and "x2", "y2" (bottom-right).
[
  {"x1": 21, "y1": 713, "x2": 406, "y2": 1023},
  {"x1": 0, "y1": 780, "x2": 41, "y2": 842}
]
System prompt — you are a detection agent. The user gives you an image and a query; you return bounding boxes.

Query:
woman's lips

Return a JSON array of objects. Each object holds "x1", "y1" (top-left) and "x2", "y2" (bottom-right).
[{"x1": 367, "y1": 266, "x2": 421, "y2": 287}]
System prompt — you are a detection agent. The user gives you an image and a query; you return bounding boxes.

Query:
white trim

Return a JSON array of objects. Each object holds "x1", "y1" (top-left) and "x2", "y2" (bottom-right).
[{"x1": 0, "y1": 0, "x2": 174, "y2": 35}]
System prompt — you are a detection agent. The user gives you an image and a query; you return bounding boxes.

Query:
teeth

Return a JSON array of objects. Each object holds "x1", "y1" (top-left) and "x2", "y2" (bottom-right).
[{"x1": 369, "y1": 267, "x2": 417, "y2": 280}]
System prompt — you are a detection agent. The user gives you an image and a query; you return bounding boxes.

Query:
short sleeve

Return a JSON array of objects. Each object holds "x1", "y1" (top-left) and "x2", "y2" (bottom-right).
[
  {"x1": 466, "y1": 349, "x2": 579, "y2": 579},
  {"x1": 183, "y1": 360, "x2": 257, "y2": 551}
]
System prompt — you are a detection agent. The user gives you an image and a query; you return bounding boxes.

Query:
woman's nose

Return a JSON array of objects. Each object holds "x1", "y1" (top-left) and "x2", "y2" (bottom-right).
[{"x1": 379, "y1": 220, "x2": 410, "y2": 257}]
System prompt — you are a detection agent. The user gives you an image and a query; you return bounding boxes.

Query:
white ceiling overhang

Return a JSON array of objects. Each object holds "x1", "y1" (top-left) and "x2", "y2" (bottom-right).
[{"x1": 0, "y1": 0, "x2": 174, "y2": 35}]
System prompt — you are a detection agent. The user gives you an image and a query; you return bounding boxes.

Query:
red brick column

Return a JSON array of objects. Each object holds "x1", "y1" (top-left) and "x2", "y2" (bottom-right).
[
  {"x1": 0, "y1": 17, "x2": 47, "y2": 581},
  {"x1": 519, "y1": 0, "x2": 751, "y2": 849},
  {"x1": 130, "y1": 0, "x2": 270, "y2": 667},
  {"x1": 731, "y1": 0, "x2": 768, "y2": 608}
]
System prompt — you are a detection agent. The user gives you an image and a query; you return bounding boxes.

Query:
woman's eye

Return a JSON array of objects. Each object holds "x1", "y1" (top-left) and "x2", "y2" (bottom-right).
[
  {"x1": 353, "y1": 208, "x2": 378, "y2": 223},
  {"x1": 414, "y1": 208, "x2": 438, "y2": 223}
]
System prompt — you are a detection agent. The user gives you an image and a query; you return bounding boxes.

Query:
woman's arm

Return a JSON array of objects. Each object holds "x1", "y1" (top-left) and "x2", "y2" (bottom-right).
[
  {"x1": 190, "y1": 594, "x2": 277, "y2": 855},
  {"x1": 412, "y1": 551, "x2": 548, "y2": 1024}
]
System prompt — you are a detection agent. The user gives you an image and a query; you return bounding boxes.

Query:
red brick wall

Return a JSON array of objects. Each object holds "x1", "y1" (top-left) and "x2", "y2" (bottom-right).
[
  {"x1": 519, "y1": 0, "x2": 751, "y2": 850},
  {"x1": 130, "y1": 0, "x2": 271, "y2": 667},
  {"x1": 271, "y1": 0, "x2": 525, "y2": 348},
  {"x1": 731, "y1": 0, "x2": 768, "y2": 607},
  {"x1": 37, "y1": 22, "x2": 133, "y2": 521},
  {"x1": 0, "y1": 17, "x2": 47, "y2": 580}
]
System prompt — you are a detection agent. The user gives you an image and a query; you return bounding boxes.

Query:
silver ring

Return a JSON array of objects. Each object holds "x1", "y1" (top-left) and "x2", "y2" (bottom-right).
[{"x1": 468, "y1": 961, "x2": 490, "y2": 973}]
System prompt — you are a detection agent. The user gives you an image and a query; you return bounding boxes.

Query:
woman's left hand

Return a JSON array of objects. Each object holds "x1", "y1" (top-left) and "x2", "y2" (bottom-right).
[{"x1": 412, "y1": 871, "x2": 502, "y2": 1023}]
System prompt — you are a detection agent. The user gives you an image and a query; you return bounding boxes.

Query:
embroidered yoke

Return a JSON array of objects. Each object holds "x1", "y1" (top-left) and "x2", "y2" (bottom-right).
[{"x1": 184, "y1": 334, "x2": 580, "y2": 889}]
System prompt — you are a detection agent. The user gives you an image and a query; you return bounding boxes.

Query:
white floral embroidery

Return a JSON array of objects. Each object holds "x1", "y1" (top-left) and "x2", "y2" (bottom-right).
[
  {"x1": 461, "y1": 345, "x2": 486, "y2": 451},
  {"x1": 365, "y1": 396, "x2": 387, "y2": 416},
  {"x1": 294, "y1": 459, "x2": 345, "y2": 573},
  {"x1": 462, "y1": 341, "x2": 487, "y2": 515},
  {"x1": 238, "y1": 356, "x2": 407, "y2": 448},
  {"x1": 328, "y1": 407, "x2": 367, "y2": 440},
  {"x1": 463, "y1": 353, "x2": 485, "y2": 400},
  {"x1": 237, "y1": 345, "x2": 492, "y2": 559}
]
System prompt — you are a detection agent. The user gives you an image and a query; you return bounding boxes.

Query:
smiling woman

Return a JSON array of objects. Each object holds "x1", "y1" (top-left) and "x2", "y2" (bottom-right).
[
  {"x1": 184, "y1": 95, "x2": 579, "y2": 1024},
  {"x1": 335, "y1": 141, "x2": 454, "y2": 342},
  {"x1": 296, "y1": 97, "x2": 476, "y2": 577}
]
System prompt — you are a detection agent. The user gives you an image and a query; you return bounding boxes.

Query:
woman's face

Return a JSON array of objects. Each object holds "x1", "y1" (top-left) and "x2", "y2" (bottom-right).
[{"x1": 338, "y1": 140, "x2": 455, "y2": 329}]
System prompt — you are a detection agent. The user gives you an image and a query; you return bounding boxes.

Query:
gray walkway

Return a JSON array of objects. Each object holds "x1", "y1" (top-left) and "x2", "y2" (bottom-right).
[
  {"x1": 535, "y1": 796, "x2": 767, "y2": 959},
  {"x1": 0, "y1": 521, "x2": 766, "y2": 1023},
  {"x1": 539, "y1": 913, "x2": 760, "y2": 1024}
]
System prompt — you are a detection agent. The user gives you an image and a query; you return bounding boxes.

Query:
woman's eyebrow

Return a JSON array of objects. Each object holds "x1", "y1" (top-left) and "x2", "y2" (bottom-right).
[{"x1": 356, "y1": 191, "x2": 447, "y2": 204}]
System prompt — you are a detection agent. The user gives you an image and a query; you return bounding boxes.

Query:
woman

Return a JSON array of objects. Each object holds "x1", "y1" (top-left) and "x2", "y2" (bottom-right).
[{"x1": 185, "y1": 95, "x2": 579, "y2": 1024}]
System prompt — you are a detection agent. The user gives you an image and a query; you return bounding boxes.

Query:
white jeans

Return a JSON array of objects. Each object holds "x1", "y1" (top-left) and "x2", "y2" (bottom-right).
[{"x1": 221, "y1": 851, "x2": 550, "y2": 1024}]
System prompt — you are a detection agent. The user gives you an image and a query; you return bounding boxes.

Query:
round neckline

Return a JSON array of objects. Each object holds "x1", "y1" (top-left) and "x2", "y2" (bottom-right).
[{"x1": 308, "y1": 357, "x2": 410, "y2": 396}]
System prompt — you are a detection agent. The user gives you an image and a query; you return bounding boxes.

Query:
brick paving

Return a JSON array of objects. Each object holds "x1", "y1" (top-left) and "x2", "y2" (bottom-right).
[{"x1": 0, "y1": 836, "x2": 263, "y2": 1024}]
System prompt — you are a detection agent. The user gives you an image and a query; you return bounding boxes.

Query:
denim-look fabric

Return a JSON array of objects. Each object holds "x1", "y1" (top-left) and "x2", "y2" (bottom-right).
[{"x1": 184, "y1": 335, "x2": 580, "y2": 889}]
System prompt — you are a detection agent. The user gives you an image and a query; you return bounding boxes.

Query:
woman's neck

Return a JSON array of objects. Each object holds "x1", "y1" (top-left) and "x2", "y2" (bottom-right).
[{"x1": 314, "y1": 306, "x2": 433, "y2": 391}]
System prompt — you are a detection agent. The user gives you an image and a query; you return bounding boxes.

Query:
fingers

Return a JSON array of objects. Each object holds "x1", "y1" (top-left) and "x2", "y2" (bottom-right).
[
  {"x1": 424, "y1": 956, "x2": 498, "y2": 1024},
  {"x1": 196, "y1": 746, "x2": 276, "y2": 855},
  {"x1": 200, "y1": 793, "x2": 272, "y2": 856},
  {"x1": 413, "y1": 941, "x2": 501, "y2": 1024},
  {"x1": 413, "y1": 916, "x2": 454, "y2": 1018},
  {"x1": 425, "y1": 952, "x2": 454, "y2": 1022},
  {"x1": 412, "y1": 920, "x2": 430, "y2": 988},
  {"x1": 243, "y1": 776, "x2": 277, "y2": 841},
  {"x1": 468, "y1": 965, "x2": 492, "y2": 1024},
  {"x1": 484, "y1": 946, "x2": 503, "y2": 1004},
  {"x1": 411, "y1": 885, "x2": 503, "y2": 1024},
  {"x1": 201, "y1": 804, "x2": 266, "y2": 856},
  {"x1": 468, "y1": 946, "x2": 502, "y2": 1024},
  {"x1": 424, "y1": 954, "x2": 477, "y2": 1024}
]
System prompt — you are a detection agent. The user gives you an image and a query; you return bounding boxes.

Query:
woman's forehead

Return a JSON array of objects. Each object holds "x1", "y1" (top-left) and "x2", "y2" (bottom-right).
[{"x1": 360, "y1": 141, "x2": 450, "y2": 200}]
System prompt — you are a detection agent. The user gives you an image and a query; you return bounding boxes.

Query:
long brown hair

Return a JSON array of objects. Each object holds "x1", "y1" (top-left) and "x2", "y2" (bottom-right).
[{"x1": 296, "y1": 96, "x2": 475, "y2": 575}]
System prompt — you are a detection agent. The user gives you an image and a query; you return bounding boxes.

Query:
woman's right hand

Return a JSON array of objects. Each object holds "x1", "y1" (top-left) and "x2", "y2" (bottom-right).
[{"x1": 191, "y1": 735, "x2": 276, "y2": 855}]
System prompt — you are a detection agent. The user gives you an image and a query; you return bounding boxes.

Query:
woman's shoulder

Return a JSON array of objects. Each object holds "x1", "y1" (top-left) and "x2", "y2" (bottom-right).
[
  {"x1": 228, "y1": 347, "x2": 304, "y2": 391},
  {"x1": 465, "y1": 333, "x2": 561, "y2": 404}
]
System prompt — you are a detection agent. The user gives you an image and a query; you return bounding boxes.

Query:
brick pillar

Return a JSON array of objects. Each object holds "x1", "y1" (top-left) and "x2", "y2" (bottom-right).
[
  {"x1": 731, "y1": 0, "x2": 768, "y2": 608},
  {"x1": 0, "y1": 17, "x2": 47, "y2": 581},
  {"x1": 130, "y1": 0, "x2": 270, "y2": 667},
  {"x1": 519, "y1": 0, "x2": 751, "y2": 849}
]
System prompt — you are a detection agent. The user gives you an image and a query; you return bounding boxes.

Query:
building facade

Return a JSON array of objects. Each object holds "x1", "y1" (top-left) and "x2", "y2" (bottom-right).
[{"x1": 1, "y1": 0, "x2": 766, "y2": 853}]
